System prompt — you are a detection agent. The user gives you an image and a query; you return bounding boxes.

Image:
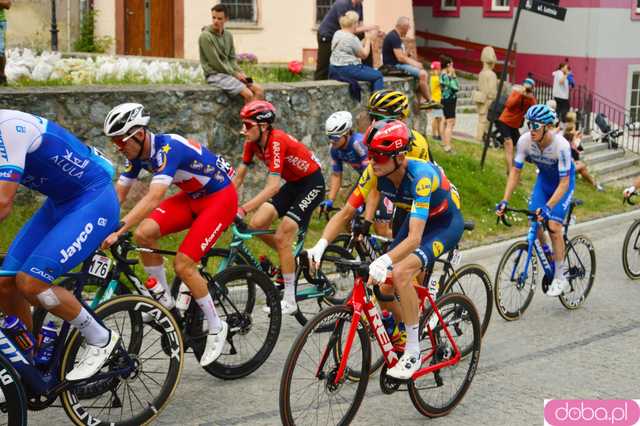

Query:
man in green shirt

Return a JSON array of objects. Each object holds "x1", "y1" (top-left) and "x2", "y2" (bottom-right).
[
  {"x1": 0, "y1": 0, "x2": 10, "y2": 86},
  {"x1": 199, "y1": 4, "x2": 263, "y2": 104}
]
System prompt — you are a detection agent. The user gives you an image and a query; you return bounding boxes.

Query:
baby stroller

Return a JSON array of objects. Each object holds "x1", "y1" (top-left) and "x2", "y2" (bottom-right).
[{"x1": 594, "y1": 113, "x2": 624, "y2": 150}]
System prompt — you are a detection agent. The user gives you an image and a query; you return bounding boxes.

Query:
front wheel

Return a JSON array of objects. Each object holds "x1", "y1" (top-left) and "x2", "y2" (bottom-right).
[
  {"x1": 0, "y1": 355, "x2": 28, "y2": 426},
  {"x1": 279, "y1": 305, "x2": 371, "y2": 426},
  {"x1": 442, "y1": 264, "x2": 493, "y2": 337},
  {"x1": 560, "y1": 235, "x2": 596, "y2": 309},
  {"x1": 494, "y1": 240, "x2": 538, "y2": 321},
  {"x1": 408, "y1": 293, "x2": 481, "y2": 418},
  {"x1": 622, "y1": 220, "x2": 640, "y2": 280}
]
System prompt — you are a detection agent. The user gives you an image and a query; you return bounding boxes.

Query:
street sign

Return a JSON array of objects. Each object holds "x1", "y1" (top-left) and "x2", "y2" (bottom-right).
[{"x1": 523, "y1": 0, "x2": 567, "y2": 21}]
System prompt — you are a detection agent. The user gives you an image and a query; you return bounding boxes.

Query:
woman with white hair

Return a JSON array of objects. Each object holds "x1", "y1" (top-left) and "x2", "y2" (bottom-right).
[{"x1": 329, "y1": 11, "x2": 384, "y2": 92}]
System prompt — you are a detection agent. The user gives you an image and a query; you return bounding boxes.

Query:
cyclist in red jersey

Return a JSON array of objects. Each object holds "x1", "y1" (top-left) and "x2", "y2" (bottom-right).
[{"x1": 233, "y1": 101, "x2": 325, "y2": 315}]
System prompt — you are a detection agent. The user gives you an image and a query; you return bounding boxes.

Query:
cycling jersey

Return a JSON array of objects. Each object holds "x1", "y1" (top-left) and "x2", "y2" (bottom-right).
[
  {"x1": 242, "y1": 129, "x2": 321, "y2": 182},
  {"x1": 330, "y1": 132, "x2": 368, "y2": 173},
  {"x1": 118, "y1": 133, "x2": 234, "y2": 199},
  {"x1": 347, "y1": 129, "x2": 431, "y2": 210},
  {"x1": 0, "y1": 109, "x2": 114, "y2": 203},
  {"x1": 514, "y1": 131, "x2": 576, "y2": 188}
]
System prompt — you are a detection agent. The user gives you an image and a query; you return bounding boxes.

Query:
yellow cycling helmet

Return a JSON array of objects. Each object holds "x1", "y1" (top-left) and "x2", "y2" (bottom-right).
[{"x1": 367, "y1": 89, "x2": 410, "y2": 120}]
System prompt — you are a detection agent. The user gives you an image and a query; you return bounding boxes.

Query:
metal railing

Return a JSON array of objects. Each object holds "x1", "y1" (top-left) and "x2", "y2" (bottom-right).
[{"x1": 530, "y1": 72, "x2": 640, "y2": 153}]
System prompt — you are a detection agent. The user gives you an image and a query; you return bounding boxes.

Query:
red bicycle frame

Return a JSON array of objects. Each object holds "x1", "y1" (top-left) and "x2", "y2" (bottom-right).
[{"x1": 323, "y1": 273, "x2": 464, "y2": 384}]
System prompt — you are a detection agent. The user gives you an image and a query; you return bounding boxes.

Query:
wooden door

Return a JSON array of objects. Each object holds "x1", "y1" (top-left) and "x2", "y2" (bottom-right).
[{"x1": 125, "y1": 0, "x2": 175, "y2": 57}]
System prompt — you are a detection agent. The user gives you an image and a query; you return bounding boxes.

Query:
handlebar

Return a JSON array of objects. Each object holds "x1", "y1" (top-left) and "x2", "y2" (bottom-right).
[
  {"x1": 496, "y1": 207, "x2": 551, "y2": 233},
  {"x1": 110, "y1": 232, "x2": 139, "y2": 266},
  {"x1": 624, "y1": 192, "x2": 637, "y2": 206},
  {"x1": 321, "y1": 255, "x2": 395, "y2": 302},
  {"x1": 318, "y1": 206, "x2": 341, "y2": 222}
]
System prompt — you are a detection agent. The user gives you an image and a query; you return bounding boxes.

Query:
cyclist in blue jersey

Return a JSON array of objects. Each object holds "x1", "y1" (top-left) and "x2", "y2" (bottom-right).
[
  {"x1": 496, "y1": 104, "x2": 576, "y2": 297},
  {"x1": 101, "y1": 103, "x2": 237, "y2": 366},
  {"x1": 0, "y1": 109, "x2": 121, "y2": 381},
  {"x1": 361, "y1": 119, "x2": 463, "y2": 380}
]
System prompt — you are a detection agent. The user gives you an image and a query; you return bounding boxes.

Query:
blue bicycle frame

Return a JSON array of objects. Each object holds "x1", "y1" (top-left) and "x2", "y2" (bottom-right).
[{"x1": 511, "y1": 220, "x2": 555, "y2": 287}]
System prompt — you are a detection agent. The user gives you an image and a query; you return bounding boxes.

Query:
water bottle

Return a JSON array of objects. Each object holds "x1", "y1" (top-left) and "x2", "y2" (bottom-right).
[
  {"x1": 175, "y1": 282, "x2": 192, "y2": 315},
  {"x1": 542, "y1": 243, "x2": 554, "y2": 265},
  {"x1": 380, "y1": 310, "x2": 395, "y2": 337},
  {"x1": 35, "y1": 321, "x2": 58, "y2": 367},
  {"x1": 145, "y1": 277, "x2": 175, "y2": 310},
  {"x1": 3, "y1": 315, "x2": 35, "y2": 361}
]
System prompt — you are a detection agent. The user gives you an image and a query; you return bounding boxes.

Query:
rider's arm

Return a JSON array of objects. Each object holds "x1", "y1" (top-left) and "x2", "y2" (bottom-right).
[
  {"x1": 321, "y1": 202, "x2": 357, "y2": 243},
  {"x1": 363, "y1": 187, "x2": 380, "y2": 222},
  {"x1": 327, "y1": 172, "x2": 342, "y2": 202},
  {"x1": 241, "y1": 173, "x2": 280, "y2": 213},
  {"x1": 116, "y1": 183, "x2": 169, "y2": 235},
  {"x1": 115, "y1": 182, "x2": 131, "y2": 204},
  {"x1": 502, "y1": 167, "x2": 522, "y2": 202},
  {"x1": 546, "y1": 175, "x2": 569, "y2": 208},
  {"x1": 0, "y1": 181, "x2": 18, "y2": 222},
  {"x1": 386, "y1": 216, "x2": 426, "y2": 262},
  {"x1": 233, "y1": 163, "x2": 249, "y2": 189}
]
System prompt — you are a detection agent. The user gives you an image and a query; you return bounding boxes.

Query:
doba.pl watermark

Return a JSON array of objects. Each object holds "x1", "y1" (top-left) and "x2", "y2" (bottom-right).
[{"x1": 544, "y1": 400, "x2": 640, "y2": 425}]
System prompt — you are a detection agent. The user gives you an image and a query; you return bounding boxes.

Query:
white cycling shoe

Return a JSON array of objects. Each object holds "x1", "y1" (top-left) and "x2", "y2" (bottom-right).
[
  {"x1": 262, "y1": 300, "x2": 298, "y2": 315},
  {"x1": 66, "y1": 331, "x2": 120, "y2": 381},
  {"x1": 200, "y1": 321, "x2": 228, "y2": 366},
  {"x1": 386, "y1": 352, "x2": 421, "y2": 380},
  {"x1": 547, "y1": 277, "x2": 570, "y2": 297}
]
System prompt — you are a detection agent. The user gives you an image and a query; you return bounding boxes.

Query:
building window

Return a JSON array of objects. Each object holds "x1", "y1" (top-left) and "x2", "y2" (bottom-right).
[
  {"x1": 316, "y1": 0, "x2": 336, "y2": 24},
  {"x1": 220, "y1": 0, "x2": 256, "y2": 22},
  {"x1": 637, "y1": 0, "x2": 640, "y2": 12},
  {"x1": 492, "y1": 0, "x2": 510, "y2": 11},
  {"x1": 441, "y1": 0, "x2": 458, "y2": 11},
  {"x1": 631, "y1": 72, "x2": 640, "y2": 123}
]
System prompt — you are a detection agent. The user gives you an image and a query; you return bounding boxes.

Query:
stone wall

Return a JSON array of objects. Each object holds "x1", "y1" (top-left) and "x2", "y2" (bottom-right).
[{"x1": 0, "y1": 77, "x2": 421, "y2": 201}]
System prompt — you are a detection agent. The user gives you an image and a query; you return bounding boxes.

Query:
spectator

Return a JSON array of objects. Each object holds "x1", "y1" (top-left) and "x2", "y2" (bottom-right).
[
  {"x1": 439, "y1": 58, "x2": 459, "y2": 153},
  {"x1": 0, "y1": 0, "x2": 10, "y2": 86},
  {"x1": 382, "y1": 17, "x2": 431, "y2": 105},
  {"x1": 329, "y1": 12, "x2": 384, "y2": 93},
  {"x1": 474, "y1": 46, "x2": 498, "y2": 142},
  {"x1": 552, "y1": 62, "x2": 570, "y2": 125},
  {"x1": 429, "y1": 61, "x2": 443, "y2": 141},
  {"x1": 496, "y1": 77, "x2": 536, "y2": 174},
  {"x1": 315, "y1": 0, "x2": 378, "y2": 81},
  {"x1": 564, "y1": 116, "x2": 603, "y2": 192},
  {"x1": 355, "y1": 110, "x2": 371, "y2": 134},
  {"x1": 199, "y1": 4, "x2": 264, "y2": 104}
]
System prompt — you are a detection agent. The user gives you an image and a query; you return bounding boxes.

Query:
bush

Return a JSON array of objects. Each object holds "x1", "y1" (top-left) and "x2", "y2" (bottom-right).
[{"x1": 74, "y1": 10, "x2": 113, "y2": 53}]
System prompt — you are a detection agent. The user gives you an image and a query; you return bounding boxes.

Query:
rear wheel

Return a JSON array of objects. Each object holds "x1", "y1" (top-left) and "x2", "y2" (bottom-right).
[
  {"x1": 494, "y1": 240, "x2": 538, "y2": 321},
  {"x1": 560, "y1": 235, "x2": 596, "y2": 309},
  {"x1": 622, "y1": 220, "x2": 640, "y2": 279},
  {"x1": 442, "y1": 264, "x2": 493, "y2": 336},
  {"x1": 408, "y1": 293, "x2": 481, "y2": 417},
  {"x1": 0, "y1": 355, "x2": 28, "y2": 426},
  {"x1": 279, "y1": 305, "x2": 370, "y2": 426}
]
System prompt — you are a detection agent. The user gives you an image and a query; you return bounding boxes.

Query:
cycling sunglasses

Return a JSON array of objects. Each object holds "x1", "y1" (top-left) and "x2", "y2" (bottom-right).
[
  {"x1": 112, "y1": 127, "x2": 143, "y2": 148},
  {"x1": 367, "y1": 151, "x2": 393, "y2": 164},
  {"x1": 327, "y1": 134, "x2": 345, "y2": 143},
  {"x1": 527, "y1": 121, "x2": 545, "y2": 131},
  {"x1": 242, "y1": 120, "x2": 258, "y2": 131}
]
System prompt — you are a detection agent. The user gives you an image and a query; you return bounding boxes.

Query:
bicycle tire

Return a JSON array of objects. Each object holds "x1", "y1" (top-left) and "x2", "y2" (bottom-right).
[
  {"x1": 408, "y1": 293, "x2": 481, "y2": 418},
  {"x1": 191, "y1": 265, "x2": 282, "y2": 380},
  {"x1": 0, "y1": 355, "x2": 28, "y2": 426},
  {"x1": 60, "y1": 295, "x2": 184, "y2": 426},
  {"x1": 294, "y1": 244, "x2": 355, "y2": 326},
  {"x1": 494, "y1": 240, "x2": 537, "y2": 321},
  {"x1": 622, "y1": 219, "x2": 640, "y2": 279},
  {"x1": 170, "y1": 248, "x2": 253, "y2": 292},
  {"x1": 442, "y1": 264, "x2": 493, "y2": 336},
  {"x1": 560, "y1": 235, "x2": 596, "y2": 310},
  {"x1": 279, "y1": 304, "x2": 371, "y2": 426}
]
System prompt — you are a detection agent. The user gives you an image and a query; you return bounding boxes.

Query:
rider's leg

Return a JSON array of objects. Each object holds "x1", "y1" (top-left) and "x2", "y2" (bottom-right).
[
  {"x1": 174, "y1": 253, "x2": 222, "y2": 331},
  {"x1": 249, "y1": 203, "x2": 280, "y2": 249},
  {"x1": 391, "y1": 255, "x2": 423, "y2": 356},
  {"x1": 135, "y1": 219, "x2": 171, "y2": 294},
  {"x1": 0, "y1": 277, "x2": 34, "y2": 330},
  {"x1": 274, "y1": 217, "x2": 299, "y2": 307}
]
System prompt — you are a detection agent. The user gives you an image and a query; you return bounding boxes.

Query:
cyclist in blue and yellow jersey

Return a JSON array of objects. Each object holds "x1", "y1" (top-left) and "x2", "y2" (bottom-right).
[
  {"x1": 0, "y1": 109, "x2": 121, "y2": 381},
  {"x1": 496, "y1": 104, "x2": 576, "y2": 297}
]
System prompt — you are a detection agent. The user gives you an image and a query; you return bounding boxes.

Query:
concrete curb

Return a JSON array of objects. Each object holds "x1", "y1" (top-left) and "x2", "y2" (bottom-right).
[{"x1": 461, "y1": 208, "x2": 640, "y2": 263}]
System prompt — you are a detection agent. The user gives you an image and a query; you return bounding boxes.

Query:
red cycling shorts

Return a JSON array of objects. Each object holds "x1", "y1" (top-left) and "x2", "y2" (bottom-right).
[{"x1": 148, "y1": 184, "x2": 238, "y2": 262}]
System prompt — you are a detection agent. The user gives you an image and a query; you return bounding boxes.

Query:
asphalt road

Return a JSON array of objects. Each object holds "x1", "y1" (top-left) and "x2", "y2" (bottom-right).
[{"x1": 30, "y1": 210, "x2": 640, "y2": 425}]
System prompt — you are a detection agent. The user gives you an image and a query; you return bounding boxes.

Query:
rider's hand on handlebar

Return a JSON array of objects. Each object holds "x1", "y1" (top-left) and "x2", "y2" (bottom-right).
[
  {"x1": 623, "y1": 185, "x2": 636, "y2": 199},
  {"x1": 536, "y1": 205, "x2": 552, "y2": 223},
  {"x1": 236, "y1": 206, "x2": 247, "y2": 221},
  {"x1": 352, "y1": 218, "x2": 373, "y2": 238},
  {"x1": 368, "y1": 254, "x2": 392, "y2": 285},
  {"x1": 495, "y1": 200, "x2": 508, "y2": 217},
  {"x1": 319, "y1": 199, "x2": 333, "y2": 212},
  {"x1": 306, "y1": 238, "x2": 328, "y2": 272},
  {"x1": 101, "y1": 232, "x2": 120, "y2": 250}
]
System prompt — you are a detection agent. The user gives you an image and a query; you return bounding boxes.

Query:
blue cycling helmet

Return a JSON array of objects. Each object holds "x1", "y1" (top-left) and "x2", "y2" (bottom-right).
[{"x1": 525, "y1": 104, "x2": 557, "y2": 125}]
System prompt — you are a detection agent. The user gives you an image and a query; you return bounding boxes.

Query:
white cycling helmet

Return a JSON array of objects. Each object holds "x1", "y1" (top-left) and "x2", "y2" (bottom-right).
[
  {"x1": 325, "y1": 111, "x2": 353, "y2": 138},
  {"x1": 104, "y1": 103, "x2": 150, "y2": 137}
]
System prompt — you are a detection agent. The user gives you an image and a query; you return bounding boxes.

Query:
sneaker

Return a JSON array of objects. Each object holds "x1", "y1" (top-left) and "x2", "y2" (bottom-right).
[
  {"x1": 66, "y1": 331, "x2": 120, "y2": 381},
  {"x1": 547, "y1": 277, "x2": 570, "y2": 297},
  {"x1": 262, "y1": 299, "x2": 298, "y2": 315},
  {"x1": 386, "y1": 352, "x2": 421, "y2": 380},
  {"x1": 200, "y1": 321, "x2": 228, "y2": 366},
  {"x1": 596, "y1": 183, "x2": 604, "y2": 192}
]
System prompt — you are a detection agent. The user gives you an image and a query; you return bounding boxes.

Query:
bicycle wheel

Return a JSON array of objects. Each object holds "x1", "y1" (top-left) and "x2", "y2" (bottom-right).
[
  {"x1": 494, "y1": 240, "x2": 538, "y2": 321},
  {"x1": 190, "y1": 265, "x2": 282, "y2": 380},
  {"x1": 279, "y1": 305, "x2": 371, "y2": 426},
  {"x1": 0, "y1": 355, "x2": 28, "y2": 426},
  {"x1": 170, "y1": 248, "x2": 252, "y2": 291},
  {"x1": 442, "y1": 264, "x2": 493, "y2": 336},
  {"x1": 408, "y1": 293, "x2": 481, "y2": 418},
  {"x1": 622, "y1": 220, "x2": 640, "y2": 279},
  {"x1": 560, "y1": 235, "x2": 596, "y2": 310},
  {"x1": 294, "y1": 245, "x2": 355, "y2": 326},
  {"x1": 60, "y1": 295, "x2": 184, "y2": 426}
]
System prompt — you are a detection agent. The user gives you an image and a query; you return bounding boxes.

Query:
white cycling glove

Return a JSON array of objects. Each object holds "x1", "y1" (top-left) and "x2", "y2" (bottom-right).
[
  {"x1": 369, "y1": 254, "x2": 392, "y2": 283},
  {"x1": 624, "y1": 186, "x2": 636, "y2": 198},
  {"x1": 307, "y1": 238, "x2": 328, "y2": 266}
]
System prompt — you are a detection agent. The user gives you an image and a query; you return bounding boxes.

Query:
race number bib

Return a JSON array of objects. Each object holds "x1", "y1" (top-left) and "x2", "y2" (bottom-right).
[{"x1": 88, "y1": 254, "x2": 112, "y2": 279}]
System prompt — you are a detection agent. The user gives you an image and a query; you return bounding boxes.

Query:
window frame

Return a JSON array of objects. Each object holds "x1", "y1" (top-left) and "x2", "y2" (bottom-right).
[
  {"x1": 491, "y1": 0, "x2": 510, "y2": 12},
  {"x1": 433, "y1": 0, "x2": 460, "y2": 17},
  {"x1": 220, "y1": 0, "x2": 258, "y2": 23},
  {"x1": 629, "y1": 69, "x2": 640, "y2": 124},
  {"x1": 483, "y1": 0, "x2": 514, "y2": 18},
  {"x1": 441, "y1": 0, "x2": 457, "y2": 11},
  {"x1": 632, "y1": 0, "x2": 640, "y2": 20},
  {"x1": 316, "y1": 0, "x2": 336, "y2": 25}
]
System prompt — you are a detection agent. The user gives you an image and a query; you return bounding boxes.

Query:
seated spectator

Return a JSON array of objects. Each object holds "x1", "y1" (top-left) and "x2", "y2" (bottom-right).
[
  {"x1": 564, "y1": 113, "x2": 603, "y2": 191},
  {"x1": 382, "y1": 17, "x2": 431, "y2": 105},
  {"x1": 199, "y1": 4, "x2": 263, "y2": 104},
  {"x1": 329, "y1": 11, "x2": 384, "y2": 94},
  {"x1": 496, "y1": 77, "x2": 536, "y2": 173}
]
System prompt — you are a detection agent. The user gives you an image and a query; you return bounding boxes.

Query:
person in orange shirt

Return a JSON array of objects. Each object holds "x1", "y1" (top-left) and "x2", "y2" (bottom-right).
[{"x1": 495, "y1": 77, "x2": 537, "y2": 174}]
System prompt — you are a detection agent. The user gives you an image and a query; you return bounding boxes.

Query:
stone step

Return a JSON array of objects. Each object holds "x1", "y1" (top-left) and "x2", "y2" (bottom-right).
[
  {"x1": 599, "y1": 165, "x2": 640, "y2": 186},
  {"x1": 582, "y1": 148, "x2": 625, "y2": 165},
  {"x1": 590, "y1": 154, "x2": 639, "y2": 175},
  {"x1": 580, "y1": 140, "x2": 607, "y2": 155}
]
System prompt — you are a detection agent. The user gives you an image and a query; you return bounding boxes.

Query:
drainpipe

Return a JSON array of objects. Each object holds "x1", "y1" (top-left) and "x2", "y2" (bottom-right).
[{"x1": 51, "y1": 0, "x2": 59, "y2": 51}]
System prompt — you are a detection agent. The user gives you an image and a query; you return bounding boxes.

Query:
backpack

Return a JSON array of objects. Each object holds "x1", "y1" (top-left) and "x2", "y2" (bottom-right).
[{"x1": 487, "y1": 92, "x2": 509, "y2": 122}]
